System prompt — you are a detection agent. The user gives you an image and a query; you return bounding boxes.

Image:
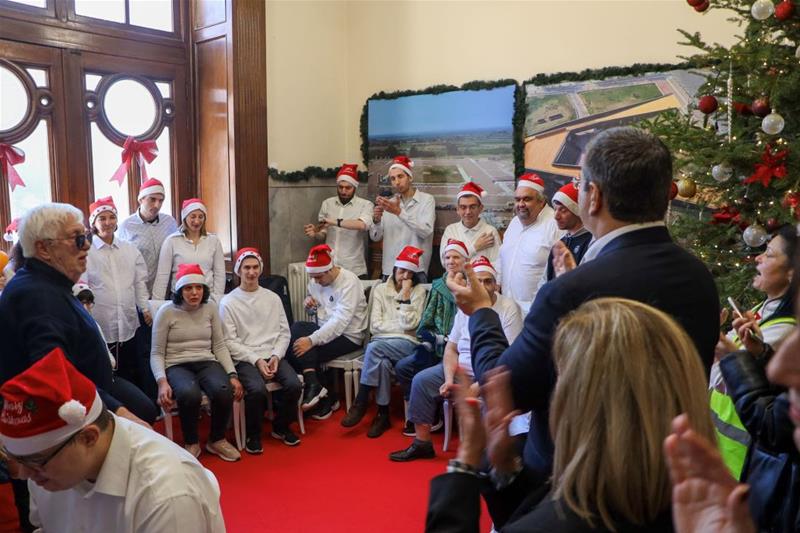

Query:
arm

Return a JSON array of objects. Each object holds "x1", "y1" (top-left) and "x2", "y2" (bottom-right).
[
  {"x1": 500, "y1": 301, "x2": 523, "y2": 344},
  {"x1": 308, "y1": 279, "x2": 361, "y2": 346},
  {"x1": 369, "y1": 216, "x2": 384, "y2": 241},
  {"x1": 150, "y1": 306, "x2": 170, "y2": 382},
  {"x1": 135, "y1": 494, "x2": 225, "y2": 533},
  {"x1": 369, "y1": 285, "x2": 389, "y2": 336},
  {"x1": 425, "y1": 473, "x2": 482, "y2": 533},
  {"x1": 211, "y1": 238, "x2": 226, "y2": 303},
  {"x1": 219, "y1": 302, "x2": 261, "y2": 365},
  {"x1": 151, "y1": 237, "x2": 174, "y2": 300},
  {"x1": 209, "y1": 304, "x2": 236, "y2": 374},
  {"x1": 272, "y1": 303, "x2": 291, "y2": 359},
  {"x1": 442, "y1": 341, "x2": 459, "y2": 385},
  {"x1": 397, "y1": 284, "x2": 426, "y2": 332},
  {"x1": 416, "y1": 290, "x2": 438, "y2": 335},
  {"x1": 133, "y1": 249, "x2": 150, "y2": 313},
  {"x1": 398, "y1": 194, "x2": 435, "y2": 239}
]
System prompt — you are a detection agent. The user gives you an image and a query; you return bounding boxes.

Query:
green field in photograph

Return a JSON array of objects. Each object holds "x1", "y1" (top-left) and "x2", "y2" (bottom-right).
[
  {"x1": 579, "y1": 83, "x2": 662, "y2": 115},
  {"x1": 525, "y1": 94, "x2": 576, "y2": 135}
]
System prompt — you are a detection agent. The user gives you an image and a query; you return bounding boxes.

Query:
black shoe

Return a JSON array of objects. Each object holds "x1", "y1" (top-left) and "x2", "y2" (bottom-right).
[
  {"x1": 301, "y1": 383, "x2": 327, "y2": 411},
  {"x1": 270, "y1": 428, "x2": 300, "y2": 446},
  {"x1": 389, "y1": 439, "x2": 435, "y2": 462},
  {"x1": 402, "y1": 420, "x2": 416, "y2": 437},
  {"x1": 310, "y1": 396, "x2": 333, "y2": 420},
  {"x1": 341, "y1": 403, "x2": 368, "y2": 427},
  {"x1": 367, "y1": 412, "x2": 391, "y2": 438},
  {"x1": 245, "y1": 436, "x2": 263, "y2": 455}
]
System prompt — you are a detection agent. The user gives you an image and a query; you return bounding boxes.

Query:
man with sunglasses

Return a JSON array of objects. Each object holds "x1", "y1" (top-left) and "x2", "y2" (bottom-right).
[{"x1": 0, "y1": 347, "x2": 225, "y2": 532}]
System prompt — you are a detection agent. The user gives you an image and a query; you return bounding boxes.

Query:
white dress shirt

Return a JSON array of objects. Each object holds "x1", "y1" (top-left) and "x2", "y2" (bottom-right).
[
  {"x1": 580, "y1": 221, "x2": 666, "y2": 263},
  {"x1": 318, "y1": 196, "x2": 374, "y2": 276},
  {"x1": 369, "y1": 189, "x2": 436, "y2": 276},
  {"x1": 219, "y1": 286, "x2": 291, "y2": 364},
  {"x1": 498, "y1": 205, "x2": 563, "y2": 314},
  {"x1": 118, "y1": 210, "x2": 178, "y2": 296},
  {"x1": 29, "y1": 415, "x2": 225, "y2": 533},
  {"x1": 152, "y1": 232, "x2": 226, "y2": 302},
  {"x1": 86, "y1": 236, "x2": 149, "y2": 344},
  {"x1": 439, "y1": 218, "x2": 501, "y2": 264},
  {"x1": 307, "y1": 268, "x2": 368, "y2": 347}
]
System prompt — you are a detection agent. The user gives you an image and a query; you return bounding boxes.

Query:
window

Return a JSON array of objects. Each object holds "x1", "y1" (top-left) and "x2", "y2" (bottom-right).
[{"x1": 74, "y1": 0, "x2": 174, "y2": 32}]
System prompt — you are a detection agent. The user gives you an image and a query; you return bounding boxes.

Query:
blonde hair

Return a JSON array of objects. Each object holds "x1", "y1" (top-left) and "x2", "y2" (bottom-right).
[{"x1": 550, "y1": 297, "x2": 715, "y2": 531}]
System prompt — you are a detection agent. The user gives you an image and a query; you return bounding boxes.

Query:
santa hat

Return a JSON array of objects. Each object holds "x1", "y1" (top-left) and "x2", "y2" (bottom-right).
[
  {"x1": 174, "y1": 263, "x2": 206, "y2": 291},
  {"x1": 442, "y1": 238, "x2": 469, "y2": 258},
  {"x1": 552, "y1": 182, "x2": 580, "y2": 217},
  {"x1": 3, "y1": 218, "x2": 19, "y2": 243},
  {"x1": 470, "y1": 255, "x2": 497, "y2": 277},
  {"x1": 394, "y1": 246, "x2": 424, "y2": 273},
  {"x1": 336, "y1": 164, "x2": 360, "y2": 189},
  {"x1": 88, "y1": 196, "x2": 117, "y2": 227},
  {"x1": 457, "y1": 182, "x2": 486, "y2": 202},
  {"x1": 234, "y1": 247, "x2": 263, "y2": 275},
  {"x1": 517, "y1": 173, "x2": 545, "y2": 194},
  {"x1": 181, "y1": 198, "x2": 207, "y2": 222},
  {"x1": 138, "y1": 178, "x2": 166, "y2": 201},
  {"x1": 0, "y1": 347, "x2": 103, "y2": 456},
  {"x1": 389, "y1": 156, "x2": 414, "y2": 178},
  {"x1": 72, "y1": 279, "x2": 92, "y2": 298},
  {"x1": 306, "y1": 244, "x2": 334, "y2": 274}
]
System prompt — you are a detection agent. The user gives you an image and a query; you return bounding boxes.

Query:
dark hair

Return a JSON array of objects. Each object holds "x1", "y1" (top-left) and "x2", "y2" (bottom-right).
[
  {"x1": 10, "y1": 242, "x2": 24, "y2": 271},
  {"x1": 582, "y1": 127, "x2": 673, "y2": 223},
  {"x1": 772, "y1": 224, "x2": 798, "y2": 318},
  {"x1": 391, "y1": 266, "x2": 423, "y2": 289},
  {"x1": 76, "y1": 289, "x2": 94, "y2": 305},
  {"x1": 91, "y1": 408, "x2": 113, "y2": 431},
  {"x1": 171, "y1": 284, "x2": 211, "y2": 305}
]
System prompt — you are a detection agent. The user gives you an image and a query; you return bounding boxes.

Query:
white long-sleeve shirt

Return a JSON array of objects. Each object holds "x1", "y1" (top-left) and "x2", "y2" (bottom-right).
[
  {"x1": 86, "y1": 236, "x2": 149, "y2": 344},
  {"x1": 219, "y1": 286, "x2": 291, "y2": 364},
  {"x1": 318, "y1": 196, "x2": 374, "y2": 276},
  {"x1": 29, "y1": 415, "x2": 225, "y2": 533},
  {"x1": 369, "y1": 280, "x2": 427, "y2": 342},
  {"x1": 369, "y1": 189, "x2": 436, "y2": 276},
  {"x1": 498, "y1": 206, "x2": 563, "y2": 314},
  {"x1": 439, "y1": 218, "x2": 501, "y2": 264},
  {"x1": 118, "y1": 210, "x2": 178, "y2": 296},
  {"x1": 307, "y1": 268, "x2": 368, "y2": 347},
  {"x1": 152, "y1": 232, "x2": 226, "y2": 302}
]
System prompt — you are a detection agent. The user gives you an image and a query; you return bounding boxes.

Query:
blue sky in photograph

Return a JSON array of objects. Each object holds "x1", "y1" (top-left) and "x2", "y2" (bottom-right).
[{"x1": 368, "y1": 85, "x2": 515, "y2": 138}]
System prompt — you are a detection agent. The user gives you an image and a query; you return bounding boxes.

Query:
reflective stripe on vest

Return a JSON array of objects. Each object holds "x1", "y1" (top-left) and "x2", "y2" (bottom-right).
[
  {"x1": 709, "y1": 388, "x2": 749, "y2": 480},
  {"x1": 729, "y1": 316, "x2": 797, "y2": 346}
]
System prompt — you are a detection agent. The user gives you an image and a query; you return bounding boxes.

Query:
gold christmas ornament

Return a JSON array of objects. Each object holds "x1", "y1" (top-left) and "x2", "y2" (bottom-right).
[{"x1": 678, "y1": 178, "x2": 697, "y2": 198}]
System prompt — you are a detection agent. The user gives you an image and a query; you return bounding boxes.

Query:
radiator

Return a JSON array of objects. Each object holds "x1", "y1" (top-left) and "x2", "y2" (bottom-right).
[{"x1": 287, "y1": 262, "x2": 311, "y2": 323}]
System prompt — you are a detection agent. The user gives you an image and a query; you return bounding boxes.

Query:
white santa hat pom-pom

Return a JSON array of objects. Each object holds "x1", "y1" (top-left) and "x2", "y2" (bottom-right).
[{"x1": 58, "y1": 400, "x2": 87, "y2": 424}]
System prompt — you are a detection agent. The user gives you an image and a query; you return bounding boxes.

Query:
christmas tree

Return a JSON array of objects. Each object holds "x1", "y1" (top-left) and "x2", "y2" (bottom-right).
[{"x1": 649, "y1": 0, "x2": 800, "y2": 305}]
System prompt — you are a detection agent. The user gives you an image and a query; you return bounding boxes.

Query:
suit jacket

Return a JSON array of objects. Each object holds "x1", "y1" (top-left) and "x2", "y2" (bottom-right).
[{"x1": 469, "y1": 226, "x2": 719, "y2": 474}]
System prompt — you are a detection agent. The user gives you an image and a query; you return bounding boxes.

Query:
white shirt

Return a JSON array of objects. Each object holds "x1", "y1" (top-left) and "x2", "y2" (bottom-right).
[
  {"x1": 219, "y1": 286, "x2": 291, "y2": 364},
  {"x1": 580, "y1": 221, "x2": 665, "y2": 263},
  {"x1": 318, "y1": 196, "x2": 374, "y2": 276},
  {"x1": 439, "y1": 218, "x2": 501, "y2": 264},
  {"x1": 498, "y1": 206, "x2": 563, "y2": 313},
  {"x1": 369, "y1": 189, "x2": 436, "y2": 276},
  {"x1": 307, "y1": 268, "x2": 368, "y2": 346},
  {"x1": 29, "y1": 415, "x2": 225, "y2": 533},
  {"x1": 152, "y1": 232, "x2": 226, "y2": 302},
  {"x1": 118, "y1": 210, "x2": 178, "y2": 297},
  {"x1": 369, "y1": 280, "x2": 427, "y2": 342},
  {"x1": 86, "y1": 237, "x2": 149, "y2": 344}
]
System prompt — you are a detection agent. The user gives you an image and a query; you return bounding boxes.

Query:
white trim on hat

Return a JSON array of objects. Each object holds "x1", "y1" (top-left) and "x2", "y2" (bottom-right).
[
  {"x1": 336, "y1": 174, "x2": 359, "y2": 188},
  {"x1": 138, "y1": 183, "x2": 165, "y2": 201},
  {"x1": 389, "y1": 163, "x2": 413, "y2": 178},
  {"x1": 89, "y1": 205, "x2": 116, "y2": 227},
  {"x1": 306, "y1": 262, "x2": 333, "y2": 274},
  {"x1": 234, "y1": 251, "x2": 263, "y2": 275},
  {"x1": 517, "y1": 180, "x2": 544, "y2": 193},
  {"x1": 472, "y1": 264, "x2": 497, "y2": 277},
  {"x1": 175, "y1": 273, "x2": 206, "y2": 291},
  {"x1": 181, "y1": 202, "x2": 207, "y2": 222},
  {"x1": 394, "y1": 259, "x2": 421, "y2": 273},
  {"x1": 553, "y1": 191, "x2": 579, "y2": 216},
  {"x1": 443, "y1": 241, "x2": 469, "y2": 258}
]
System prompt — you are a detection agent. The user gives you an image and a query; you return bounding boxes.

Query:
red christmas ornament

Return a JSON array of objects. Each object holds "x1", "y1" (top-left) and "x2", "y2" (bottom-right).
[
  {"x1": 694, "y1": 0, "x2": 710, "y2": 11},
  {"x1": 751, "y1": 97, "x2": 771, "y2": 118},
  {"x1": 733, "y1": 101, "x2": 753, "y2": 116},
  {"x1": 698, "y1": 95, "x2": 719, "y2": 114},
  {"x1": 775, "y1": 1, "x2": 794, "y2": 20},
  {"x1": 744, "y1": 144, "x2": 789, "y2": 188},
  {"x1": 686, "y1": 0, "x2": 705, "y2": 5},
  {"x1": 766, "y1": 217, "x2": 782, "y2": 232},
  {"x1": 670, "y1": 181, "x2": 679, "y2": 200},
  {"x1": 783, "y1": 191, "x2": 800, "y2": 219}
]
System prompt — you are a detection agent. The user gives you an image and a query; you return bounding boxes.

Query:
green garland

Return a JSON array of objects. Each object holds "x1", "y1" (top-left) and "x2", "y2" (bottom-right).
[
  {"x1": 522, "y1": 61, "x2": 703, "y2": 87},
  {"x1": 269, "y1": 166, "x2": 368, "y2": 183}
]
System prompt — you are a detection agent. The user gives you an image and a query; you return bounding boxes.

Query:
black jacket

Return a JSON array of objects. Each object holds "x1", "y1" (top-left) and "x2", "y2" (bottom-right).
[{"x1": 544, "y1": 228, "x2": 593, "y2": 281}]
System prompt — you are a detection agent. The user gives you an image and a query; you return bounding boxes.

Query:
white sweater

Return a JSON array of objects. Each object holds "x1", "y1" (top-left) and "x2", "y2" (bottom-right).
[
  {"x1": 307, "y1": 268, "x2": 368, "y2": 347},
  {"x1": 369, "y1": 280, "x2": 426, "y2": 342},
  {"x1": 219, "y1": 287, "x2": 291, "y2": 364}
]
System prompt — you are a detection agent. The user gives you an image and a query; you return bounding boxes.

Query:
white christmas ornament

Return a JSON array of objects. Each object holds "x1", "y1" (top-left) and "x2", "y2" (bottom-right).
[
  {"x1": 712, "y1": 164, "x2": 733, "y2": 182},
  {"x1": 796, "y1": 44, "x2": 800, "y2": 59},
  {"x1": 762, "y1": 112, "x2": 785, "y2": 135},
  {"x1": 751, "y1": 0, "x2": 775, "y2": 20},
  {"x1": 743, "y1": 224, "x2": 768, "y2": 248}
]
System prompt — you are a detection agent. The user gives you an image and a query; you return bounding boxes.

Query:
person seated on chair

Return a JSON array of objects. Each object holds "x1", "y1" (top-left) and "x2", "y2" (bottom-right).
[
  {"x1": 0, "y1": 347, "x2": 226, "y2": 533},
  {"x1": 151, "y1": 263, "x2": 244, "y2": 461},
  {"x1": 389, "y1": 256, "x2": 522, "y2": 462},
  {"x1": 341, "y1": 246, "x2": 427, "y2": 438},
  {"x1": 219, "y1": 248, "x2": 302, "y2": 453},
  {"x1": 286, "y1": 244, "x2": 368, "y2": 419},
  {"x1": 395, "y1": 238, "x2": 469, "y2": 437}
]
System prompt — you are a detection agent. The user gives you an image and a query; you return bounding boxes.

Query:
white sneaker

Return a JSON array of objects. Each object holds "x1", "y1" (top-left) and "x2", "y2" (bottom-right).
[
  {"x1": 184, "y1": 443, "x2": 201, "y2": 458},
  {"x1": 206, "y1": 439, "x2": 241, "y2": 462}
]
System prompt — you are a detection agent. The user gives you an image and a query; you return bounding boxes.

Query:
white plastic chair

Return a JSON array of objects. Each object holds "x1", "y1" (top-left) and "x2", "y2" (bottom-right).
[
  {"x1": 233, "y1": 374, "x2": 307, "y2": 451},
  {"x1": 162, "y1": 395, "x2": 243, "y2": 448},
  {"x1": 442, "y1": 398, "x2": 454, "y2": 452}
]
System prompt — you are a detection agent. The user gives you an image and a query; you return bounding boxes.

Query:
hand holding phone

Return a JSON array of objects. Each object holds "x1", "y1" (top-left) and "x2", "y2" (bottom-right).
[{"x1": 727, "y1": 296, "x2": 763, "y2": 343}]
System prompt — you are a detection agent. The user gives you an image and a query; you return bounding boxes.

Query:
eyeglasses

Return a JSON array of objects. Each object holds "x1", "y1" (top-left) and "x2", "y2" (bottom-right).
[
  {"x1": 48, "y1": 232, "x2": 93, "y2": 250},
  {"x1": 1, "y1": 431, "x2": 79, "y2": 470}
]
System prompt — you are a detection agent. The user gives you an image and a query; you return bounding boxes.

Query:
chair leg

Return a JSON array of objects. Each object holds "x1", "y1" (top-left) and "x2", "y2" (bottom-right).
[
  {"x1": 442, "y1": 400, "x2": 453, "y2": 452},
  {"x1": 352, "y1": 369, "x2": 361, "y2": 407},
  {"x1": 344, "y1": 369, "x2": 353, "y2": 412},
  {"x1": 163, "y1": 409, "x2": 174, "y2": 441},
  {"x1": 266, "y1": 391, "x2": 275, "y2": 421},
  {"x1": 296, "y1": 374, "x2": 306, "y2": 435},
  {"x1": 233, "y1": 400, "x2": 244, "y2": 451}
]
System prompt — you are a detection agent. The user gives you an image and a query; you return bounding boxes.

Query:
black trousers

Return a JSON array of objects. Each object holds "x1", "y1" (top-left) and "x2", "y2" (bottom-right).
[
  {"x1": 109, "y1": 375, "x2": 158, "y2": 424},
  {"x1": 166, "y1": 361, "x2": 233, "y2": 444},
  {"x1": 134, "y1": 310, "x2": 159, "y2": 401},
  {"x1": 235, "y1": 359, "x2": 301, "y2": 438},
  {"x1": 284, "y1": 321, "x2": 360, "y2": 372}
]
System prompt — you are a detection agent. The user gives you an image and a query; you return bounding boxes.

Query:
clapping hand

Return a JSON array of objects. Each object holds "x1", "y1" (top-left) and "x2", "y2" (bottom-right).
[
  {"x1": 552, "y1": 241, "x2": 577, "y2": 277},
  {"x1": 451, "y1": 366, "x2": 486, "y2": 468},
  {"x1": 482, "y1": 367, "x2": 522, "y2": 474},
  {"x1": 445, "y1": 264, "x2": 492, "y2": 316},
  {"x1": 376, "y1": 195, "x2": 401, "y2": 216}
]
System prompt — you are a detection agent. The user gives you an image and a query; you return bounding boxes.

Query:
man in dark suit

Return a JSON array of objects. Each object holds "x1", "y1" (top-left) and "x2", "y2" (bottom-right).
[{"x1": 447, "y1": 126, "x2": 719, "y2": 480}]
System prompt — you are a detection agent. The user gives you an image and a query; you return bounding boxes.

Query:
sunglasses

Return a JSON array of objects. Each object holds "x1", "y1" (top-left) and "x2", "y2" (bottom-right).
[
  {"x1": 1, "y1": 431, "x2": 78, "y2": 470},
  {"x1": 48, "y1": 232, "x2": 93, "y2": 250}
]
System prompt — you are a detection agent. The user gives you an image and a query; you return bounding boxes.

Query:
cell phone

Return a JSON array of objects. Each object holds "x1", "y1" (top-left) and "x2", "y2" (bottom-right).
[{"x1": 379, "y1": 189, "x2": 393, "y2": 198}]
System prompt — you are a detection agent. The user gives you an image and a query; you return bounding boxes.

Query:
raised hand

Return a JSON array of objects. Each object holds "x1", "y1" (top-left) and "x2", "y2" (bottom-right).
[
  {"x1": 552, "y1": 241, "x2": 577, "y2": 277},
  {"x1": 445, "y1": 264, "x2": 492, "y2": 316},
  {"x1": 451, "y1": 366, "x2": 485, "y2": 468},
  {"x1": 482, "y1": 367, "x2": 522, "y2": 474}
]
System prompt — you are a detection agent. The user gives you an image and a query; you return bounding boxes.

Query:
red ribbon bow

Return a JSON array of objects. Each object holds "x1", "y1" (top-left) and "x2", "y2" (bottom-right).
[
  {"x1": 744, "y1": 144, "x2": 788, "y2": 188},
  {"x1": 0, "y1": 144, "x2": 26, "y2": 192},
  {"x1": 110, "y1": 136, "x2": 158, "y2": 186},
  {"x1": 711, "y1": 205, "x2": 742, "y2": 227}
]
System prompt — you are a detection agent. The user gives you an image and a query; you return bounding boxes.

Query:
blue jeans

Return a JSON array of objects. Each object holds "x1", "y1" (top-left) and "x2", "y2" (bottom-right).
[
  {"x1": 359, "y1": 337, "x2": 417, "y2": 406},
  {"x1": 407, "y1": 363, "x2": 445, "y2": 425},
  {"x1": 395, "y1": 344, "x2": 440, "y2": 400}
]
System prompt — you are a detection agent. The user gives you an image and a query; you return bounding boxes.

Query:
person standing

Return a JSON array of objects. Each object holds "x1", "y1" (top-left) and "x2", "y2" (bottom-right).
[
  {"x1": 539, "y1": 181, "x2": 592, "y2": 286},
  {"x1": 440, "y1": 181, "x2": 501, "y2": 264}
]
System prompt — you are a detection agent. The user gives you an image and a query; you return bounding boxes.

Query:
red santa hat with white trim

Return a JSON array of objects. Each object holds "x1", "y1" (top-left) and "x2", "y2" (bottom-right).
[
  {"x1": 174, "y1": 263, "x2": 207, "y2": 291},
  {"x1": 0, "y1": 347, "x2": 104, "y2": 456},
  {"x1": 3, "y1": 218, "x2": 19, "y2": 243},
  {"x1": 470, "y1": 255, "x2": 497, "y2": 277},
  {"x1": 394, "y1": 246, "x2": 424, "y2": 273},
  {"x1": 138, "y1": 178, "x2": 166, "y2": 201},
  {"x1": 306, "y1": 244, "x2": 334, "y2": 274},
  {"x1": 234, "y1": 247, "x2": 263, "y2": 275},
  {"x1": 181, "y1": 198, "x2": 207, "y2": 222},
  {"x1": 389, "y1": 156, "x2": 414, "y2": 178},
  {"x1": 552, "y1": 182, "x2": 580, "y2": 217},
  {"x1": 442, "y1": 238, "x2": 469, "y2": 258},
  {"x1": 336, "y1": 164, "x2": 360, "y2": 189},
  {"x1": 457, "y1": 182, "x2": 486, "y2": 202},
  {"x1": 88, "y1": 196, "x2": 117, "y2": 227},
  {"x1": 517, "y1": 172, "x2": 545, "y2": 194}
]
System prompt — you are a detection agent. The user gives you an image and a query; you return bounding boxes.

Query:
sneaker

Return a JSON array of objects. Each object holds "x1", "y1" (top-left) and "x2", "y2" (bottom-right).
[
  {"x1": 270, "y1": 428, "x2": 300, "y2": 446},
  {"x1": 205, "y1": 439, "x2": 242, "y2": 462},
  {"x1": 367, "y1": 412, "x2": 391, "y2": 438},
  {"x1": 310, "y1": 397, "x2": 333, "y2": 420},
  {"x1": 341, "y1": 402, "x2": 368, "y2": 427},
  {"x1": 402, "y1": 420, "x2": 416, "y2": 437},
  {"x1": 389, "y1": 439, "x2": 436, "y2": 462},
  {"x1": 301, "y1": 383, "x2": 327, "y2": 411},
  {"x1": 245, "y1": 436, "x2": 263, "y2": 455},
  {"x1": 184, "y1": 443, "x2": 201, "y2": 458}
]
